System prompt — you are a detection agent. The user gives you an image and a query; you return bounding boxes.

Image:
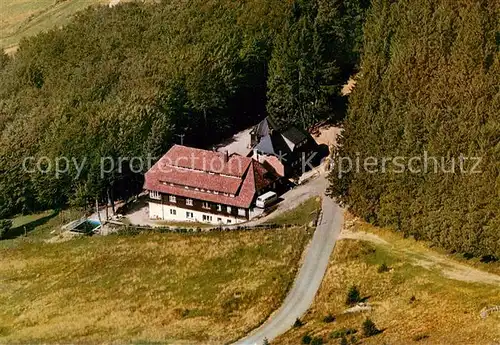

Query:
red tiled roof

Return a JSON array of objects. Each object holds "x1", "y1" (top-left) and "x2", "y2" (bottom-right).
[
  {"x1": 261, "y1": 155, "x2": 285, "y2": 177},
  {"x1": 155, "y1": 165, "x2": 242, "y2": 194},
  {"x1": 252, "y1": 160, "x2": 277, "y2": 191},
  {"x1": 163, "y1": 145, "x2": 251, "y2": 176},
  {"x1": 144, "y1": 145, "x2": 279, "y2": 208}
]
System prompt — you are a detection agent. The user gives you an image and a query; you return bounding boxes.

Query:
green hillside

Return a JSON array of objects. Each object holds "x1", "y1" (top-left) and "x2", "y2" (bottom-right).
[
  {"x1": 0, "y1": 0, "x2": 290, "y2": 217},
  {"x1": 0, "y1": 0, "x2": 366, "y2": 219}
]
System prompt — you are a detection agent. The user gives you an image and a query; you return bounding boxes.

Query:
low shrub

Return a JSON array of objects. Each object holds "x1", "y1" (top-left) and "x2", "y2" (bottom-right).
[
  {"x1": 294, "y1": 318, "x2": 304, "y2": 328},
  {"x1": 412, "y1": 333, "x2": 429, "y2": 341},
  {"x1": 302, "y1": 334, "x2": 312, "y2": 344},
  {"x1": 311, "y1": 337, "x2": 323, "y2": 345},
  {"x1": 331, "y1": 328, "x2": 357, "y2": 339},
  {"x1": 362, "y1": 318, "x2": 380, "y2": 337},
  {"x1": 345, "y1": 285, "x2": 361, "y2": 306},
  {"x1": 377, "y1": 263, "x2": 390, "y2": 273},
  {"x1": 323, "y1": 313, "x2": 335, "y2": 323},
  {"x1": 480, "y1": 255, "x2": 498, "y2": 263},
  {"x1": 116, "y1": 226, "x2": 142, "y2": 236}
]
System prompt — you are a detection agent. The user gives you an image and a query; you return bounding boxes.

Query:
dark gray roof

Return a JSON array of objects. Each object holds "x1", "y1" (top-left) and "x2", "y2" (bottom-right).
[
  {"x1": 252, "y1": 117, "x2": 281, "y2": 138},
  {"x1": 282, "y1": 126, "x2": 308, "y2": 145},
  {"x1": 266, "y1": 116, "x2": 280, "y2": 131},
  {"x1": 252, "y1": 116, "x2": 311, "y2": 157},
  {"x1": 254, "y1": 134, "x2": 275, "y2": 154},
  {"x1": 255, "y1": 130, "x2": 294, "y2": 156}
]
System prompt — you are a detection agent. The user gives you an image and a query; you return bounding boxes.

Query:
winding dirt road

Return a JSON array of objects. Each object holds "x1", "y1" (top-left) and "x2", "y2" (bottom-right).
[{"x1": 233, "y1": 196, "x2": 343, "y2": 345}]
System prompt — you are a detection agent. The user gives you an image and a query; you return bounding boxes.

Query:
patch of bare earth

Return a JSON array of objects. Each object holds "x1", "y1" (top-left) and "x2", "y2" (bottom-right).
[
  {"x1": 341, "y1": 219, "x2": 500, "y2": 286},
  {"x1": 4, "y1": 45, "x2": 18, "y2": 55},
  {"x1": 341, "y1": 76, "x2": 357, "y2": 96},
  {"x1": 311, "y1": 125, "x2": 342, "y2": 148}
]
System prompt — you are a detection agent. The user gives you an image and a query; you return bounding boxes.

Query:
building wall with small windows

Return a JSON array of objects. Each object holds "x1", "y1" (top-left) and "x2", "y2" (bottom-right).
[
  {"x1": 148, "y1": 202, "x2": 243, "y2": 225},
  {"x1": 148, "y1": 191, "x2": 248, "y2": 225}
]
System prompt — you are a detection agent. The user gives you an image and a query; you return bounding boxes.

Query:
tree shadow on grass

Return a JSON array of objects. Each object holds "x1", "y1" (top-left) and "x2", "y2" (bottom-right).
[
  {"x1": 4, "y1": 211, "x2": 59, "y2": 240},
  {"x1": 480, "y1": 255, "x2": 498, "y2": 263},
  {"x1": 116, "y1": 195, "x2": 148, "y2": 215},
  {"x1": 360, "y1": 295, "x2": 371, "y2": 303}
]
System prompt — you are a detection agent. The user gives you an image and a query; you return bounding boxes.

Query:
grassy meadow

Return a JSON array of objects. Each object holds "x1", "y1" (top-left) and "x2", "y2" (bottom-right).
[
  {"x1": 266, "y1": 197, "x2": 321, "y2": 226},
  {"x1": 0, "y1": 228, "x2": 311, "y2": 344},
  {"x1": 274, "y1": 216, "x2": 500, "y2": 345},
  {"x1": 0, "y1": 198, "x2": 320, "y2": 344},
  {"x1": 0, "y1": 0, "x2": 111, "y2": 51},
  {"x1": 0, "y1": 209, "x2": 84, "y2": 249}
]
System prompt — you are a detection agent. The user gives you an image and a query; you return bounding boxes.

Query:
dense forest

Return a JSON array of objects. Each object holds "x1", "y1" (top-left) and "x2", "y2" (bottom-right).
[
  {"x1": 0, "y1": 0, "x2": 368, "y2": 218},
  {"x1": 2, "y1": 0, "x2": 497, "y2": 259},
  {"x1": 328, "y1": 0, "x2": 500, "y2": 257}
]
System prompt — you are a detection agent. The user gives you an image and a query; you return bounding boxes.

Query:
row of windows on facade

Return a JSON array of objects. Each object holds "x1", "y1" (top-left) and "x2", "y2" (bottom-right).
[
  {"x1": 150, "y1": 191, "x2": 246, "y2": 216},
  {"x1": 174, "y1": 165, "x2": 240, "y2": 179},
  {"x1": 171, "y1": 209, "x2": 234, "y2": 223},
  {"x1": 296, "y1": 140, "x2": 307, "y2": 149},
  {"x1": 161, "y1": 181, "x2": 236, "y2": 198}
]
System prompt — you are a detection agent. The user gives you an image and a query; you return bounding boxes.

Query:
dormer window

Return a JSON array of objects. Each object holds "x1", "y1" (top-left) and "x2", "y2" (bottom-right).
[{"x1": 150, "y1": 190, "x2": 161, "y2": 200}]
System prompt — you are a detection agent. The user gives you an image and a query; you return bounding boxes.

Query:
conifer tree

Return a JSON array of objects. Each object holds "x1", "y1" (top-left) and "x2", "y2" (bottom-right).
[
  {"x1": 266, "y1": 0, "x2": 339, "y2": 130},
  {"x1": 328, "y1": 0, "x2": 500, "y2": 257}
]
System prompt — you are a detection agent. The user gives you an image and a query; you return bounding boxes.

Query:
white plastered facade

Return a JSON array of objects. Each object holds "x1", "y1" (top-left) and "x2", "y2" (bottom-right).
[{"x1": 148, "y1": 202, "x2": 245, "y2": 225}]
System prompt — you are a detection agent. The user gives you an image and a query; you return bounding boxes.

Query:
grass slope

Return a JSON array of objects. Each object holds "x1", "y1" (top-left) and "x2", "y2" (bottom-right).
[
  {"x1": 266, "y1": 197, "x2": 322, "y2": 226},
  {"x1": 11, "y1": 210, "x2": 55, "y2": 229},
  {"x1": 274, "y1": 216, "x2": 500, "y2": 345},
  {"x1": 0, "y1": 227, "x2": 311, "y2": 344},
  {"x1": 0, "y1": 198, "x2": 322, "y2": 343},
  {"x1": 1, "y1": 209, "x2": 83, "y2": 249},
  {"x1": 0, "y1": 0, "x2": 109, "y2": 50}
]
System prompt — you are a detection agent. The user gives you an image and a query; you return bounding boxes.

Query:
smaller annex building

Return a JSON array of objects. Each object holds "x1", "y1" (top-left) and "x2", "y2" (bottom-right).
[
  {"x1": 144, "y1": 145, "x2": 280, "y2": 225},
  {"x1": 250, "y1": 116, "x2": 318, "y2": 177}
]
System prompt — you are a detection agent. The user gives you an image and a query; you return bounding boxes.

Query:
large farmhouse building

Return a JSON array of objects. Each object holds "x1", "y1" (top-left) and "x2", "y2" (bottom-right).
[{"x1": 144, "y1": 145, "x2": 280, "y2": 224}]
